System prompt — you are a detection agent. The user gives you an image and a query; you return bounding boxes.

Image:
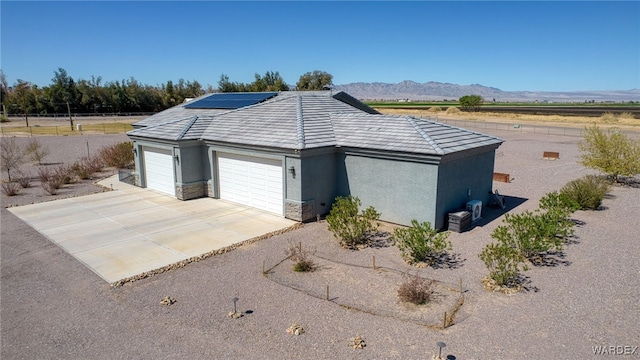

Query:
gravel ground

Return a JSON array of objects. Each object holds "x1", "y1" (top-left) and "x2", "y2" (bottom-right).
[{"x1": 2, "y1": 131, "x2": 639, "y2": 359}]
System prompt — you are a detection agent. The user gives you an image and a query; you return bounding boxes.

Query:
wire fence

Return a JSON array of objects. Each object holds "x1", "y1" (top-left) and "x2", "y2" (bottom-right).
[
  {"x1": 437, "y1": 118, "x2": 640, "y2": 139},
  {"x1": 0, "y1": 123, "x2": 133, "y2": 137},
  {"x1": 263, "y1": 250, "x2": 465, "y2": 330}
]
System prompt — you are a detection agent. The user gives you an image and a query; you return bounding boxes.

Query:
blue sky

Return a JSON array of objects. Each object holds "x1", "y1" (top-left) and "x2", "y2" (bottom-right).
[{"x1": 1, "y1": 1, "x2": 638, "y2": 92}]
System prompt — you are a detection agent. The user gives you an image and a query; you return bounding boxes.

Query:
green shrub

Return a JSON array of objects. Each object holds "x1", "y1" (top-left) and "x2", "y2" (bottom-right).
[
  {"x1": 479, "y1": 242, "x2": 525, "y2": 287},
  {"x1": 560, "y1": 175, "x2": 611, "y2": 210},
  {"x1": 397, "y1": 273, "x2": 435, "y2": 305},
  {"x1": 491, "y1": 210, "x2": 566, "y2": 263},
  {"x1": 326, "y1": 196, "x2": 380, "y2": 249},
  {"x1": 99, "y1": 142, "x2": 134, "y2": 169},
  {"x1": 393, "y1": 220, "x2": 451, "y2": 265}
]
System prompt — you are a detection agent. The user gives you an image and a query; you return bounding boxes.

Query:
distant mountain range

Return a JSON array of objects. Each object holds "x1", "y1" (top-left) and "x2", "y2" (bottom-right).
[{"x1": 332, "y1": 80, "x2": 639, "y2": 103}]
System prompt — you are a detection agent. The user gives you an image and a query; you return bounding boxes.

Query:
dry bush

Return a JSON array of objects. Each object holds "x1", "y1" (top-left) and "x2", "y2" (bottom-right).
[
  {"x1": 285, "y1": 241, "x2": 316, "y2": 272},
  {"x1": 25, "y1": 138, "x2": 50, "y2": 165},
  {"x1": 14, "y1": 168, "x2": 32, "y2": 188},
  {"x1": 445, "y1": 106, "x2": 461, "y2": 114},
  {"x1": 618, "y1": 112, "x2": 635, "y2": 120},
  {"x1": 99, "y1": 142, "x2": 134, "y2": 169},
  {"x1": 599, "y1": 112, "x2": 618, "y2": 123},
  {"x1": 53, "y1": 164, "x2": 75, "y2": 185},
  {"x1": 72, "y1": 156, "x2": 104, "y2": 180},
  {"x1": 41, "y1": 180, "x2": 59, "y2": 195},
  {"x1": 427, "y1": 106, "x2": 442, "y2": 113},
  {"x1": 1, "y1": 181, "x2": 21, "y2": 196},
  {"x1": 37, "y1": 167, "x2": 63, "y2": 194},
  {"x1": 397, "y1": 272, "x2": 435, "y2": 305}
]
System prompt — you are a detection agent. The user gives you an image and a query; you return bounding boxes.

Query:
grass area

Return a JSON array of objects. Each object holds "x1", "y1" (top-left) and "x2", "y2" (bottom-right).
[
  {"x1": 0, "y1": 123, "x2": 133, "y2": 136},
  {"x1": 375, "y1": 108, "x2": 640, "y2": 129}
]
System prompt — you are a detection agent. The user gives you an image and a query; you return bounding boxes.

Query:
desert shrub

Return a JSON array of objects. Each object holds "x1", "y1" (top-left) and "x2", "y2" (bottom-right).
[
  {"x1": 393, "y1": 219, "x2": 451, "y2": 265},
  {"x1": 285, "y1": 241, "x2": 316, "y2": 272},
  {"x1": 99, "y1": 141, "x2": 134, "y2": 169},
  {"x1": 427, "y1": 106, "x2": 442, "y2": 113},
  {"x1": 14, "y1": 168, "x2": 32, "y2": 188},
  {"x1": 599, "y1": 112, "x2": 618, "y2": 123},
  {"x1": 538, "y1": 191, "x2": 577, "y2": 240},
  {"x1": 478, "y1": 242, "x2": 525, "y2": 287},
  {"x1": 52, "y1": 164, "x2": 75, "y2": 185},
  {"x1": 1, "y1": 181, "x2": 21, "y2": 196},
  {"x1": 326, "y1": 196, "x2": 380, "y2": 249},
  {"x1": 397, "y1": 273, "x2": 435, "y2": 305},
  {"x1": 72, "y1": 156, "x2": 104, "y2": 179},
  {"x1": 41, "y1": 180, "x2": 59, "y2": 195},
  {"x1": 618, "y1": 112, "x2": 635, "y2": 120},
  {"x1": 560, "y1": 175, "x2": 611, "y2": 210},
  {"x1": 578, "y1": 125, "x2": 640, "y2": 182},
  {"x1": 37, "y1": 167, "x2": 63, "y2": 193},
  {"x1": 25, "y1": 138, "x2": 50, "y2": 165},
  {"x1": 491, "y1": 210, "x2": 566, "y2": 263},
  {"x1": 445, "y1": 106, "x2": 461, "y2": 114}
]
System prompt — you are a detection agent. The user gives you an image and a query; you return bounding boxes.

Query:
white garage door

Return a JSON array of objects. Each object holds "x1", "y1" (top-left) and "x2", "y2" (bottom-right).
[
  {"x1": 143, "y1": 148, "x2": 175, "y2": 196},
  {"x1": 218, "y1": 153, "x2": 283, "y2": 215}
]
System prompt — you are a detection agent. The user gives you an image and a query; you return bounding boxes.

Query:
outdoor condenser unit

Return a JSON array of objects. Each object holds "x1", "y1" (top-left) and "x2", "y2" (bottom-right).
[{"x1": 467, "y1": 200, "x2": 482, "y2": 222}]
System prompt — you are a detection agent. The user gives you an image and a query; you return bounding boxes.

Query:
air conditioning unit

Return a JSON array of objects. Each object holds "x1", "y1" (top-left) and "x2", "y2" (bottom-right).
[{"x1": 467, "y1": 200, "x2": 482, "y2": 222}]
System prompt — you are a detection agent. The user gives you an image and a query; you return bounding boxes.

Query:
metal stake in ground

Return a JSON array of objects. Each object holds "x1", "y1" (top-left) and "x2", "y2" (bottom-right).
[
  {"x1": 232, "y1": 297, "x2": 239, "y2": 313},
  {"x1": 436, "y1": 341, "x2": 446, "y2": 359}
]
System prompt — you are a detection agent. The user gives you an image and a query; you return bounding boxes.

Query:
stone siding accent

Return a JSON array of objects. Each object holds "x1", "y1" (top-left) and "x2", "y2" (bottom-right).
[
  {"x1": 285, "y1": 200, "x2": 314, "y2": 222},
  {"x1": 205, "y1": 182, "x2": 214, "y2": 197},
  {"x1": 176, "y1": 183, "x2": 205, "y2": 201}
]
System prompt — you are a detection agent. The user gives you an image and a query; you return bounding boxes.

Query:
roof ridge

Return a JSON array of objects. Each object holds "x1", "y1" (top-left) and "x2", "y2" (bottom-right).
[
  {"x1": 410, "y1": 116, "x2": 504, "y2": 141},
  {"x1": 296, "y1": 96, "x2": 306, "y2": 149},
  {"x1": 176, "y1": 115, "x2": 201, "y2": 140},
  {"x1": 406, "y1": 116, "x2": 444, "y2": 155}
]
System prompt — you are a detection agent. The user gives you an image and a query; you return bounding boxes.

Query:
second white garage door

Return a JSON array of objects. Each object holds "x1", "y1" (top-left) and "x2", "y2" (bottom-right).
[
  {"x1": 218, "y1": 153, "x2": 283, "y2": 215},
  {"x1": 143, "y1": 147, "x2": 175, "y2": 196}
]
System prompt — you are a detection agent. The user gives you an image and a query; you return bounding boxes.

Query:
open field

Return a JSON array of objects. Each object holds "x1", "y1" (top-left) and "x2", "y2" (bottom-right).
[
  {"x1": 376, "y1": 107, "x2": 640, "y2": 133},
  {"x1": 2, "y1": 128, "x2": 638, "y2": 359}
]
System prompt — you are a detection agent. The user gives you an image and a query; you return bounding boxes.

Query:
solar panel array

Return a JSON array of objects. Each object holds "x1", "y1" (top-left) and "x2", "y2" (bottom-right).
[{"x1": 184, "y1": 92, "x2": 278, "y2": 109}]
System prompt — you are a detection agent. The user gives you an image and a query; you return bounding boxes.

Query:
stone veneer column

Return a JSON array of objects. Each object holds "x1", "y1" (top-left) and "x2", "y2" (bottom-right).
[{"x1": 176, "y1": 183, "x2": 205, "y2": 201}]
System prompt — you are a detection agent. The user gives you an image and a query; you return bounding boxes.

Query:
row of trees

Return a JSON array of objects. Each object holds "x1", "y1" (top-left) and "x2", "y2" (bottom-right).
[{"x1": 1, "y1": 69, "x2": 334, "y2": 118}]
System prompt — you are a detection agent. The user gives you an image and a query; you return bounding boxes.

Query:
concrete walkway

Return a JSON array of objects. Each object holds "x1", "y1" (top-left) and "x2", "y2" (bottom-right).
[{"x1": 8, "y1": 176, "x2": 296, "y2": 283}]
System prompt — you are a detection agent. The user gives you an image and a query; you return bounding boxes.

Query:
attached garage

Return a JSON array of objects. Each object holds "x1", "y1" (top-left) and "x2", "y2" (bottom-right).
[
  {"x1": 143, "y1": 147, "x2": 175, "y2": 196},
  {"x1": 217, "y1": 153, "x2": 283, "y2": 215}
]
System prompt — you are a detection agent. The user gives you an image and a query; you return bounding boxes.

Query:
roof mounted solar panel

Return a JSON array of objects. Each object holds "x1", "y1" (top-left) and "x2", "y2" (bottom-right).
[{"x1": 184, "y1": 92, "x2": 278, "y2": 109}]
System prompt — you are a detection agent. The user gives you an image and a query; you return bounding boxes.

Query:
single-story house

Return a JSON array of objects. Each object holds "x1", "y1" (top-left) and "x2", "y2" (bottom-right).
[{"x1": 127, "y1": 91, "x2": 503, "y2": 229}]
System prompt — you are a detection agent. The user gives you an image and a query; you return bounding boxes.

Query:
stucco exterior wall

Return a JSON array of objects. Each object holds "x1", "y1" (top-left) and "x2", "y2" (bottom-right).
[
  {"x1": 338, "y1": 153, "x2": 439, "y2": 226},
  {"x1": 435, "y1": 149, "x2": 497, "y2": 229},
  {"x1": 298, "y1": 151, "x2": 338, "y2": 219}
]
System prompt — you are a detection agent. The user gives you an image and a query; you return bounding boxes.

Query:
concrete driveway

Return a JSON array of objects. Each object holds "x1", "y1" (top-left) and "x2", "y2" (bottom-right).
[{"x1": 8, "y1": 177, "x2": 296, "y2": 283}]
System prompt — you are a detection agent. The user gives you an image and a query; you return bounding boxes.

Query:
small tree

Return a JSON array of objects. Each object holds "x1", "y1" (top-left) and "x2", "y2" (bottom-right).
[
  {"x1": 25, "y1": 137, "x2": 50, "y2": 165},
  {"x1": 296, "y1": 70, "x2": 333, "y2": 91},
  {"x1": 578, "y1": 125, "x2": 640, "y2": 182},
  {"x1": 393, "y1": 220, "x2": 451, "y2": 266},
  {"x1": 326, "y1": 196, "x2": 380, "y2": 249},
  {"x1": 459, "y1": 95, "x2": 483, "y2": 112},
  {"x1": 1, "y1": 137, "x2": 24, "y2": 181}
]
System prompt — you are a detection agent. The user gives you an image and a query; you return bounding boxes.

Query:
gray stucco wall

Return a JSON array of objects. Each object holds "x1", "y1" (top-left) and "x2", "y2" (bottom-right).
[
  {"x1": 435, "y1": 149, "x2": 497, "y2": 229},
  {"x1": 299, "y1": 151, "x2": 338, "y2": 219},
  {"x1": 338, "y1": 153, "x2": 440, "y2": 226}
]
